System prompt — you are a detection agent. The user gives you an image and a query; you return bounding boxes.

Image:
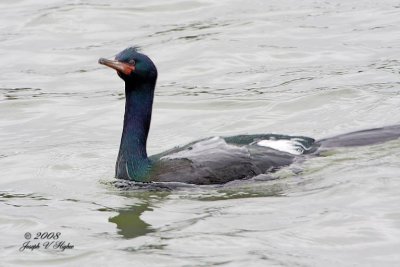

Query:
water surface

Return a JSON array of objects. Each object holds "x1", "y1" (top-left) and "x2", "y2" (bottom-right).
[{"x1": 1, "y1": 0, "x2": 400, "y2": 266}]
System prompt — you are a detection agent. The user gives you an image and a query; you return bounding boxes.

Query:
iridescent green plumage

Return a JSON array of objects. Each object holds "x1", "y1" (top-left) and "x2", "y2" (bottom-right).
[{"x1": 99, "y1": 47, "x2": 400, "y2": 185}]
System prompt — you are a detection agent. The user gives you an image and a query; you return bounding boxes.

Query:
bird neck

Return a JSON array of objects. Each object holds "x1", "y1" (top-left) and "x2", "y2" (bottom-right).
[{"x1": 116, "y1": 80, "x2": 155, "y2": 181}]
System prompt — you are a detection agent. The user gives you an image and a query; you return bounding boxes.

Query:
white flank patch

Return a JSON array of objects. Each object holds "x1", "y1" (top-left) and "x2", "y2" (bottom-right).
[{"x1": 257, "y1": 138, "x2": 308, "y2": 155}]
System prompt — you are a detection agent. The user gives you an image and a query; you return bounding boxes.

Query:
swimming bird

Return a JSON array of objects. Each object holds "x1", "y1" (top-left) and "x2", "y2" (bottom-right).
[{"x1": 99, "y1": 47, "x2": 400, "y2": 185}]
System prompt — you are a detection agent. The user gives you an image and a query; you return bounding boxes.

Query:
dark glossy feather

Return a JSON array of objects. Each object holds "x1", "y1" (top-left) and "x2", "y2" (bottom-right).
[
  {"x1": 100, "y1": 48, "x2": 400, "y2": 185},
  {"x1": 149, "y1": 135, "x2": 314, "y2": 184}
]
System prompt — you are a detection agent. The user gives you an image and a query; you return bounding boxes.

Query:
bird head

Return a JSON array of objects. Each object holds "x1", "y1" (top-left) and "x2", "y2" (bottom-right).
[{"x1": 99, "y1": 47, "x2": 157, "y2": 84}]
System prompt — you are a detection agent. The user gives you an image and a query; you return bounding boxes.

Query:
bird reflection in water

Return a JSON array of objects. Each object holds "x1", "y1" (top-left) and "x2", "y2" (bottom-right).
[{"x1": 109, "y1": 202, "x2": 154, "y2": 239}]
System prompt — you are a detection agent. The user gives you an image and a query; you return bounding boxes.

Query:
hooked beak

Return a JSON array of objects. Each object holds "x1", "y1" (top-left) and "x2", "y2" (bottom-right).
[{"x1": 98, "y1": 58, "x2": 135, "y2": 75}]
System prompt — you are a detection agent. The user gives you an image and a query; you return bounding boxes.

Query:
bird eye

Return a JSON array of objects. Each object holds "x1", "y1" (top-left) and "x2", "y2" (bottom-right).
[{"x1": 129, "y1": 59, "x2": 136, "y2": 65}]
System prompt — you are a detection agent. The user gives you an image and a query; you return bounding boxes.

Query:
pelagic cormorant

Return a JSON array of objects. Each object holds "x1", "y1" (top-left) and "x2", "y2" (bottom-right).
[{"x1": 99, "y1": 47, "x2": 400, "y2": 185}]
